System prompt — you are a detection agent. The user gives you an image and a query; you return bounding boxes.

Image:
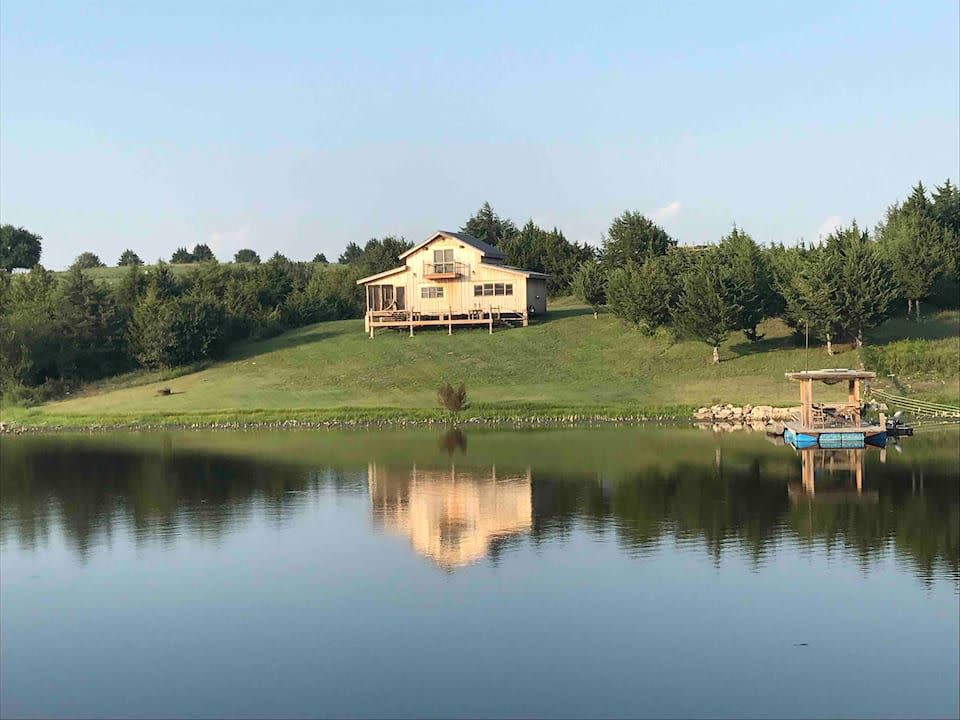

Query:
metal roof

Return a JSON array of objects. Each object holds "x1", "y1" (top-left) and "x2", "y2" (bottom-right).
[{"x1": 399, "y1": 230, "x2": 506, "y2": 261}]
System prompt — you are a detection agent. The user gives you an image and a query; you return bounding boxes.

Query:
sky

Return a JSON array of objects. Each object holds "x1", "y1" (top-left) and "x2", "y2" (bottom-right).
[{"x1": 1, "y1": 1, "x2": 958, "y2": 269}]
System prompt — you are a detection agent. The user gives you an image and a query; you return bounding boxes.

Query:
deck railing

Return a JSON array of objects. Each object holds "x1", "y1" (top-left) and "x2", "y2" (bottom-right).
[
  {"x1": 811, "y1": 402, "x2": 861, "y2": 428},
  {"x1": 422, "y1": 261, "x2": 468, "y2": 278}
]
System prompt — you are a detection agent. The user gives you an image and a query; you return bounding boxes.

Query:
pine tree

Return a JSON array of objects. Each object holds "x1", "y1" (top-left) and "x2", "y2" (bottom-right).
[
  {"x1": 716, "y1": 227, "x2": 774, "y2": 342},
  {"x1": 572, "y1": 260, "x2": 606, "y2": 318},
  {"x1": 600, "y1": 211, "x2": 675, "y2": 269},
  {"x1": 461, "y1": 202, "x2": 517, "y2": 247},
  {"x1": 118, "y1": 249, "x2": 142, "y2": 266},
  {"x1": 674, "y1": 253, "x2": 740, "y2": 364},
  {"x1": 606, "y1": 258, "x2": 671, "y2": 332},
  {"x1": 877, "y1": 183, "x2": 948, "y2": 321}
]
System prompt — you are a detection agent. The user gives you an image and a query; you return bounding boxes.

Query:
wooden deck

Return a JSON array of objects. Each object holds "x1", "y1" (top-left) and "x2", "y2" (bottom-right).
[{"x1": 365, "y1": 308, "x2": 528, "y2": 337}]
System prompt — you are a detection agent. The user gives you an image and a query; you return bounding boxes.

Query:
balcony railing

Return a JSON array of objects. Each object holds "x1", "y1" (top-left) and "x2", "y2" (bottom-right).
[{"x1": 423, "y1": 260, "x2": 468, "y2": 279}]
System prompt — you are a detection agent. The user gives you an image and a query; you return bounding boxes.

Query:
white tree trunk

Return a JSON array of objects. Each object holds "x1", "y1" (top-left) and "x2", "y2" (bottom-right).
[
  {"x1": 712, "y1": 345, "x2": 720, "y2": 365},
  {"x1": 594, "y1": 310, "x2": 598, "y2": 319},
  {"x1": 907, "y1": 298, "x2": 912, "y2": 316},
  {"x1": 915, "y1": 300, "x2": 921, "y2": 322},
  {"x1": 856, "y1": 330, "x2": 863, "y2": 349},
  {"x1": 826, "y1": 334, "x2": 833, "y2": 356}
]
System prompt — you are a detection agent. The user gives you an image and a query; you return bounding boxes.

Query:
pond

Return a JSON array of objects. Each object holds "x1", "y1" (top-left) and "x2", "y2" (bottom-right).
[{"x1": 1, "y1": 426, "x2": 958, "y2": 719}]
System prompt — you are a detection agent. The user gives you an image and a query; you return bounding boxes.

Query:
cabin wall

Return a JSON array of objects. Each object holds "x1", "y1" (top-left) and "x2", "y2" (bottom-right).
[
  {"x1": 364, "y1": 242, "x2": 534, "y2": 316},
  {"x1": 525, "y1": 277, "x2": 547, "y2": 315}
]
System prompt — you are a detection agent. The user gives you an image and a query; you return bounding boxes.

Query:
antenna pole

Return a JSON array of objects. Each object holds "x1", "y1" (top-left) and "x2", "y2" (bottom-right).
[{"x1": 805, "y1": 320, "x2": 809, "y2": 371}]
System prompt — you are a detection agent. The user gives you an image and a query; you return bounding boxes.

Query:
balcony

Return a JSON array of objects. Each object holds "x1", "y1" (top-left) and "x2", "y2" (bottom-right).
[{"x1": 423, "y1": 260, "x2": 468, "y2": 280}]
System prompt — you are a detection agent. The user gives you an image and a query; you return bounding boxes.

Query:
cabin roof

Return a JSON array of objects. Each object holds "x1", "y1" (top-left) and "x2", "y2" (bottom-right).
[
  {"x1": 355, "y1": 266, "x2": 406, "y2": 285},
  {"x1": 785, "y1": 369, "x2": 876, "y2": 382},
  {"x1": 399, "y1": 230, "x2": 506, "y2": 261},
  {"x1": 481, "y1": 262, "x2": 550, "y2": 279}
]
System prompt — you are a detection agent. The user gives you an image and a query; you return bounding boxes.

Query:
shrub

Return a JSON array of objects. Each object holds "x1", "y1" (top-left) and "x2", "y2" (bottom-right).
[
  {"x1": 118, "y1": 249, "x2": 143, "y2": 266},
  {"x1": 437, "y1": 382, "x2": 468, "y2": 412}
]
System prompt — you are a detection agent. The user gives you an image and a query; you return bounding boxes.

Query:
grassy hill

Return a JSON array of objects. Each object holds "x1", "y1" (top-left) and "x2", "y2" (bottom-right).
[{"x1": 4, "y1": 298, "x2": 958, "y2": 428}]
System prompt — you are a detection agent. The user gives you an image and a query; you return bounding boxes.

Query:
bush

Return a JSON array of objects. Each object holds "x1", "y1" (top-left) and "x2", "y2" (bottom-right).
[{"x1": 437, "y1": 382, "x2": 468, "y2": 412}]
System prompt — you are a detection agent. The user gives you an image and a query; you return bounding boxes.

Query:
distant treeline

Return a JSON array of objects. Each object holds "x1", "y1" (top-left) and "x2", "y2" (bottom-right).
[
  {"x1": 1, "y1": 182, "x2": 958, "y2": 400},
  {"x1": 574, "y1": 181, "x2": 959, "y2": 362}
]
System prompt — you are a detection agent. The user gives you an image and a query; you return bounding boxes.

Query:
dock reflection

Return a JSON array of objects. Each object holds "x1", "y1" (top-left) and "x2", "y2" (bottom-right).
[
  {"x1": 789, "y1": 449, "x2": 878, "y2": 503},
  {"x1": 368, "y1": 463, "x2": 532, "y2": 570}
]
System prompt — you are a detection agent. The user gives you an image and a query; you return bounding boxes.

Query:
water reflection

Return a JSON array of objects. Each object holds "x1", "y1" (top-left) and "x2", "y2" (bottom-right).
[
  {"x1": 369, "y1": 463, "x2": 531, "y2": 569},
  {"x1": 1, "y1": 428, "x2": 957, "y2": 583}
]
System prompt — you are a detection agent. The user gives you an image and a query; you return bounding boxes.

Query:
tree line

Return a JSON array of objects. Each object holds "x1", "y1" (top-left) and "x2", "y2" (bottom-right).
[
  {"x1": 1, "y1": 182, "x2": 957, "y2": 399},
  {"x1": 573, "y1": 181, "x2": 958, "y2": 362}
]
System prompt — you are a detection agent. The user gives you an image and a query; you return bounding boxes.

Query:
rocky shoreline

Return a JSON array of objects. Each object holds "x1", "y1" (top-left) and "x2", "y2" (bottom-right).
[{"x1": 692, "y1": 404, "x2": 798, "y2": 433}]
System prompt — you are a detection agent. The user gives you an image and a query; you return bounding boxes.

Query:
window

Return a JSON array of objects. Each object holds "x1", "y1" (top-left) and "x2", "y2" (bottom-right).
[
  {"x1": 474, "y1": 283, "x2": 513, "y2": 297},
  {"x1": 433, "y1": 248, "x2": 454, "y2": 274},
  {"x1": 421, "y1": 286, "x2": 443, "y2": 299}
]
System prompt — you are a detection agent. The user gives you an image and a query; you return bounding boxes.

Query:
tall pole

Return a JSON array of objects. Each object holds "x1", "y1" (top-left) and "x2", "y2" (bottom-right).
[{"x1": 804, "y1": 320, "x2": 809, "y2": 371}]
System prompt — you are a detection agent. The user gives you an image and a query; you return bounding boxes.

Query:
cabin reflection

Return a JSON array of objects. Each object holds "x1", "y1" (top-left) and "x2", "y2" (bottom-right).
[
  {"x1": 368, "y1": 463, "x2": 532, "y2": 570},
  {"x1": 788, "y1": 449, "x2": 879, "y2": 503}
]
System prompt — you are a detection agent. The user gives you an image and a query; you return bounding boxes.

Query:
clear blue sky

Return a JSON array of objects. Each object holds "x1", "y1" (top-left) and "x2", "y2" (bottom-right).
[{"x1": 2, "y1": 1, "x2": 957, "y2": 269}]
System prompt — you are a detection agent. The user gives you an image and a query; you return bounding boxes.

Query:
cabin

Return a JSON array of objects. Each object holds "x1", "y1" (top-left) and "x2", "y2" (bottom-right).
[{"x1": 356, "y1": 230, "x2": 549, "y2": 336}]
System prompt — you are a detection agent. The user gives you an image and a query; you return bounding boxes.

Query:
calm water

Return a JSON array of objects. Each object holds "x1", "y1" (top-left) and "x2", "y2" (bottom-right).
[{"x1": 1, "y1": 426, "x2": 958, "y2": 719}]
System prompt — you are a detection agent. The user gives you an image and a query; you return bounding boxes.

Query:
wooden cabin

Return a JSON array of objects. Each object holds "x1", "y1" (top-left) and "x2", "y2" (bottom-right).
[{"x1": 356, "y1": 230, "x2": 549, "y2": 336}]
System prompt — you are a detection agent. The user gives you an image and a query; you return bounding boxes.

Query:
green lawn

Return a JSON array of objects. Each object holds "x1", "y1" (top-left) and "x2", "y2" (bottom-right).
[{"x1": 4, "y1": 299, "x2": 958, "y2": 428}]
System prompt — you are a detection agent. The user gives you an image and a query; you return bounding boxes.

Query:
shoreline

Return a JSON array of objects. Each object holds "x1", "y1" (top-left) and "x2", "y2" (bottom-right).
[{"x1": 0, "y1": 404, "x2": 701, "y2": 434}]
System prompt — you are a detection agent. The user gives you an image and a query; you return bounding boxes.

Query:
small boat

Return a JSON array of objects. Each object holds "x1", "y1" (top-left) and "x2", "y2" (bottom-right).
[{"x1": 885, "y1": 412, "x2": 914, "y2": 437}]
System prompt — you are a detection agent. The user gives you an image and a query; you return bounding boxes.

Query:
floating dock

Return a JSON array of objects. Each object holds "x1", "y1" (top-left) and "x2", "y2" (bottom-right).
[{"x1": 782, "y1": 369, "x2": 886, "y2": 449}]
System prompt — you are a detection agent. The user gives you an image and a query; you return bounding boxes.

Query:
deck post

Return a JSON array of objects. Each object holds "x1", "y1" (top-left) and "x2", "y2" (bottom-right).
[
  {"x1": 848, "y1": 379, "x2": 861, "y2": 425},
  {"x1": 369, "y1": 324, "x2": 374, "y2": 339},
  {"x1": 448, "y1": 310, "x2": 452, "y2": 335},
  {"x1": 523, "y1": 311, "x2": 528, "y2": 327},
  {"x1": 488, "y1": 312, "x2": 493, "y2": 334}
]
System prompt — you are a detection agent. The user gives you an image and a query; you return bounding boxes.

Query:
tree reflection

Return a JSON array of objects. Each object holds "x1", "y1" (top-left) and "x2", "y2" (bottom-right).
[{"x1": 1, "y1": 433, "x2": 956, "y2": 584}]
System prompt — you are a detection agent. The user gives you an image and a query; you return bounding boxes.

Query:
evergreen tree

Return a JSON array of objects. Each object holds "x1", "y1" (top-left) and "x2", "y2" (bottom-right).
[
  {"x1": 877, "y1": 182, "x2": 948, "y2": 320},
  {"x1": 674, "y1": 253, "x2": 739, "y2": 364},
  {"x1": 779, "y1": 249, "x2": 840, "y2": 354},
  {"x1": 128, "y1": 287, "x2": 176, "y2": 369},
  {"x1": 716, "y1": 227, "x2": 774, "y2": 342},
  {"x1": 338, "y1": 242, "x2": 363, "y2": 264},
  {"x1": 191, "y1": 243, "x2": 216, "y2": 262},
  {"x1": 461, "y1": 202, "x2": 517, "y2": 247},
  {"x1": 118, "y1": 249, "x2": 142, "y2": 266},
  {"x1": 234, "y1": 248, "x2": 261, "y2": 264},
  {"x1": 55, "y1": 266, "x2": 125, "y2": 378},
  {"x1": 600, "y1": 211, "x2": 675, "y2": 269},
  {"x1": 500, "y1": 221, "x2": 594, "y2": 294},
  {"x1": 312, "y1": 252, "x2": 329, "y2": 264},
  {"x1": 71, "y1": 251, "x2": 105, "y2": 269},
  {"x1": 826, "y1": 224, "x2": 896, "y2": 347},
  {"x1": 606, "y1": 258, "x2": 671, "y2": 332},
  {"x1": 572, "y1": 260, "x2": 606, "y2": 318},
  {"x1": 931, "y1": 179, "x2": 960, "y2": 279},
  {"x1": 171, "y1": 247, "x2": 194, "y2": 263}
]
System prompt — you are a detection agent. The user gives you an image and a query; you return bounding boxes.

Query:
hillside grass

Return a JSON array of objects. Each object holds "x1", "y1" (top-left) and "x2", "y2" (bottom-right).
[{"x1": 3, "y1": 299, "x2": 958, "y2": 428}]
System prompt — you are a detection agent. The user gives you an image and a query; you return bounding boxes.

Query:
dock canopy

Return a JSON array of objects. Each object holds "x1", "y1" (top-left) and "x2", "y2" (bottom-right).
[
  {"x1": 785, "y1": 368, "x2": 876, "y2": 430},
  {"x1": 786, "y1": 369, "x2": 876, "y2": 383}
]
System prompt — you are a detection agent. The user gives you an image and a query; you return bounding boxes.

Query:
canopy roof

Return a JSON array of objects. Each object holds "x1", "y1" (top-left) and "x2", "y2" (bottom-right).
[{"x1": 785, "y1": 369, "x2": 876, "y2": 382}]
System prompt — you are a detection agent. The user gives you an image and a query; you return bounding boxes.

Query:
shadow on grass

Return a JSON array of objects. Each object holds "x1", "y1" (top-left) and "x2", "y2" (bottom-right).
[
  {"x1": 729, "y1": 332, "x2": 800, "y2": 357},
  {"x1": 540, "y1": 306, "x2": 596, "y2": 322},
  {"x1": 227, "y1": 327, "x2": 337, "y2": 361},
  {"x1": 868, "y1": 311, "x2": 960, "y2": 344}
]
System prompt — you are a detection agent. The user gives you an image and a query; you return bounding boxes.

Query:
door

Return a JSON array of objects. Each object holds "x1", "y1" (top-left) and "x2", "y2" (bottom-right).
[{"x1": 395, "y1": 287, "x2": 405, "y2": 310}]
